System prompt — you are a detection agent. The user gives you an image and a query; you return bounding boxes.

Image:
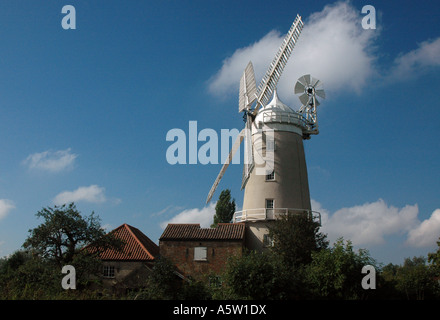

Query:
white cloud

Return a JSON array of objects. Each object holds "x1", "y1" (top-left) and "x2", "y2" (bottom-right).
[
  {"x1": 208, "y1": 30, "x2": 282, "y2": 97},
  {"x1": 23, "y1": 148, "x2": 78, "y2": 173},
  {"x1": 311, "y1": 198, "x2": 330, "y2": 217},
  {"x1": 316, "y1": 198, "x2": 419, "y2": 246},
  {"x1": 388, "y1": 37, "x2": 440, "y2": 80},
  {"x1": 406, "y1": 209, "x2": 440, "y2": 248},
  {"x1": 160, "y1": 203, "x2": 216, "y2": 229},
  {"x1": 208, "y1": 1, "x2": 378, "y2": 106},
  {"x1": 53, "y1": 185, "x2": 107, "y2": 205},
  {"x1": 0, "y1": 199, "x2": 15, "y2": 221},
  {"x1": 315, "y1": 198, "x2": 440, "y2": 248}
]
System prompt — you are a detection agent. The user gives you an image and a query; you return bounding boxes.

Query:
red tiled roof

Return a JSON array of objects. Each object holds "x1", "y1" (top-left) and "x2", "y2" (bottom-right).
[
  {"x1": 159, "y1": 223, "x2": 245, "y2": 241},
  {"x1": 97, "y1": 223, "x2": 159, "y2": 261}
]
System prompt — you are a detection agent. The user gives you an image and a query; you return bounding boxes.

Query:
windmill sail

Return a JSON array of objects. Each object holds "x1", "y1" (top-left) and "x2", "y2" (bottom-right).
[
  {"x1": 206, "y1": 129, "x2": 245, "y2": 204},
  {"x1": 253, "y1": 14, "x2": 304, "y2": 115},
  {"x1": 241, "y1": 114, "x2": 254, "y2": 189},
  {"x1": 239, "y1": 62, "x2": 257, "y2": 113}
]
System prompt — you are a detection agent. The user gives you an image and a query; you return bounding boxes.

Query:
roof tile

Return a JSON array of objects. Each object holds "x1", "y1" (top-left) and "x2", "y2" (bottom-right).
[
  {"x1": 159, "y1": 223, "x2": 245, "y2": 241},
  {"x1": 97, "y1": 223, "x2": 159, "y2": 261}
]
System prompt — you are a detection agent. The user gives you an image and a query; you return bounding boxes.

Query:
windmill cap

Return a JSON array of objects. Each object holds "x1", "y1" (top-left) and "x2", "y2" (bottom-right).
[
  {"x1": 257, "y1": 89, "x2": 295, "y2": 116},
  {"x1": 266, "y1": 90, "x2": 294, "y2": 111},
  {"x1": 254, "y1": 89, "x2": 305, "y2": 136}
]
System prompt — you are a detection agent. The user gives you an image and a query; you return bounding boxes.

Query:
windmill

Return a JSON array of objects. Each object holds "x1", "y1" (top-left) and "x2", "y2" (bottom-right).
[
  {"x1": 206, "y1": 14, "x2": 304, "y2": 204},
  {"x1": 206, "y1": 14, "x2": 324, "y2": 250}
]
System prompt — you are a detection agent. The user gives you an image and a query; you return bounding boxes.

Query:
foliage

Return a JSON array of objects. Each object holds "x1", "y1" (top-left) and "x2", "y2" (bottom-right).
[
  {"x1": 23, "y1": 203, "x2": 123, "y2": 268},
  {"x1": 428, "y1": 237, "x2": 440, "y2": 276},
  {"x1": 376, "y1": 241, "x2": 440, "y2": 300},
  {"x1": 214, "y1": 212, "x2": 330, "y2": 299},
  {"x1": 304, "y1": 238, "x2": 378, "y2": 299},
  {"x1": 220, "y1": 250, "x2": 299, "y2": 300},
  {"x1": 377, "y1": 263, "x2": 404, "y2": 299},
  {"x1": 269, "y1": 212, "x2": 328, "y2": 268},
  {"x1": 0, "y1": 250, "x2": 59, "y2": 299},
  {"x1": 178, "y1": 279, "x2": 211, "y2": 300},
  {"x1": 211, "y1": 189, "x2": 236, "y2": 227},
  {"x1": 394, "y1": 256, "x2": 439, "y2": 300},
  {"x1": 134, "y1": 256, "x2": 212, "y2": 300},
  {"x1": 133, "y1": 256, "x2": 182, "y2": 300},
  {"x1": 0, "y1": 203, "x2": 123, "y2": 299}
]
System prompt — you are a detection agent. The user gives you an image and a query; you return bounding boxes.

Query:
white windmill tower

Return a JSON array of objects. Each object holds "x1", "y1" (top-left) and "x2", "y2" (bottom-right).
[{"x1": 206, "y1": 15, "x2": 324, "y2": 250}]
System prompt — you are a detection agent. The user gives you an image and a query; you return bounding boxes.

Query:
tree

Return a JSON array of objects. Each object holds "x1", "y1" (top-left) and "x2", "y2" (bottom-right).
[
  {"x1": 213, "y1": 211, "x2": 329, "y2": 299},
  {"x1": 0, "y1": 250, "x2": 37, "y2": 299},
  {"x1": 0, "y1": 250, "x2": 31, "y2": 275},
  {"x1": 211, "y1": 189, "x2": 235, "y2": 227},
  {"x1": 378, "y1": 263, "x2": 404, "y2": 299},
  {"x1": 428, "y1": 237, "x2": 440, "y2": 275},
  {"x1": 134, "y1": 256, "x2": 181, "y2": 300},
  {"x1": 304, "y1": 238, "x2": 377, "y2": 299},
  {"x1": 23, "y1": 203, "x2": 122, "y2": 268},
  {"x1": 269, "y1": 212, "x2": 328, "y2": 268},
  {"x1": 221, "y1": 250, "x2": 298, "y2": 300},
  {"x1": 22, "y1": 203, "x2": 124, "y2": 292},
  {"x1": 395, "y1": 256, "x2": 439, "y2": 300}
]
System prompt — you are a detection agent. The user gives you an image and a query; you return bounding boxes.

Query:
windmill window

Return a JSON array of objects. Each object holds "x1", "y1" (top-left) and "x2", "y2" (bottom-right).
[
  {"x1": 266, "y1": 171, "x2": 275, "y2": 181},
  {"x1": 194, "y1": 247, "x2": 208, "y2": 261},
  {"x1": 266, "y1": 199, "x2": 274, "y2": 209}
]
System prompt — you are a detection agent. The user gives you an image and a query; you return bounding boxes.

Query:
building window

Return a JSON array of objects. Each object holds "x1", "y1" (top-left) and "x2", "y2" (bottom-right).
[
  {"x1": 194, "y1": 247, "x2": 208, "y2": 261},
  {"x1": 265, "y1": 170, "x2": 275, "y2": 181},
  {"x1": 266, "y1": 199, "x2": 274, "y2": 209},
  {"x1": 103, "y1": 265, "x2": 115, "y2": 278}
]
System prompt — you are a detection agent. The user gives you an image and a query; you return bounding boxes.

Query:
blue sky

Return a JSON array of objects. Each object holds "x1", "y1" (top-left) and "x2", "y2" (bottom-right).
[{"x1": 0, "y1": 0, "x2": 439, "y2": 266}]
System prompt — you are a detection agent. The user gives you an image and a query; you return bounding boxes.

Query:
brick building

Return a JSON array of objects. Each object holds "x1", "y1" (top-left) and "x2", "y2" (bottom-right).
[
  {"x1": 159, "y1": 223, "x2": 246, "y2": 279},
  {"x1": 93, "y1": 223, "x2": 159, "y2": 294}
]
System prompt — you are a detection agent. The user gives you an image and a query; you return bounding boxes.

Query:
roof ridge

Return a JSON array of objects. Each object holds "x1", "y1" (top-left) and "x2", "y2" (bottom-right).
[
  {"x1": 111, "y1": 223, "x2": 127, "y2": 232},
  {"x1": 123, "y1": 223, "x2": 156, "y2": 260},
  {"x1": 218, "y1": 222, "x2": 244, "y2": 225}
]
